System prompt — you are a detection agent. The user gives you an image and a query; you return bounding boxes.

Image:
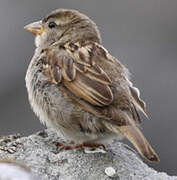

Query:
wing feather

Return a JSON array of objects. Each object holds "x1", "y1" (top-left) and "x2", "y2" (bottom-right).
[
  {"x1": 130, "y1": 86, "x2": 148, "y2": 118},
  {"x1": 42, "y1": 42, "x2": 113, "y2": 107},
  {"x1": 42, "y1": 41, "x2": 147, "y2": 121},
  {"x1": 39, "y1": 41, "x2": 159, "y2": 162}
]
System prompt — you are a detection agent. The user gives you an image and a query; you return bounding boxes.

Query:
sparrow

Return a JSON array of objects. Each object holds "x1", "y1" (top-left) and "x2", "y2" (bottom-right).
[{"x1": 24, "y1": 9, "x2": 159, "y2": 162}]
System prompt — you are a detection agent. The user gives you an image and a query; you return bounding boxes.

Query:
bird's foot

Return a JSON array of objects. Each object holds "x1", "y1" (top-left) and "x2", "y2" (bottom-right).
[
  {"x1": 82, "y1": 143, "x2": 107, "y2": 154},
  {"x1": 53, "y1": 141, "x2": 107, "y2": 153},
  {"x1": 83, "y1": 144, "x2": 107, "y2": 154}
]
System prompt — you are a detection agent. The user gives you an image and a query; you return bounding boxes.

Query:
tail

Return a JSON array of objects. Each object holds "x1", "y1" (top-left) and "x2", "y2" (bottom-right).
[{"x1": 118, "y1": 125, "x2": 159, "y2": 162}]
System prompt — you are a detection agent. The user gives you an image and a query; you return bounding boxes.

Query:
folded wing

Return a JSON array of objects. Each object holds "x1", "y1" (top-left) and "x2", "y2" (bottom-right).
[{"x1": 41, "y1": 41, "x2": 159, "y2": 162}]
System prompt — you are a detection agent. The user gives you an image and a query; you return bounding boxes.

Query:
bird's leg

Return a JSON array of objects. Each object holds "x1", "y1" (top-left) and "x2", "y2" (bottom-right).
[
  {"x1": 53, "y1": 141, "x2": 106, "y2": 152},
  {"x1": 83, "y1": 143, "x2": 107, "y2": 153},
  {"x1": 83, "y1": 143, "x2": 106, "y2": 151},
  {"x1": 53, "y1": 141, "x2": 84, "y2": 150}
]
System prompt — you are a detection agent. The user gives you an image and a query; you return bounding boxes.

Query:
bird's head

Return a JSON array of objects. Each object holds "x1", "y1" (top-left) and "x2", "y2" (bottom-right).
[{"x1": 24, "y1": 9, "x2": 101, "y2": 48}]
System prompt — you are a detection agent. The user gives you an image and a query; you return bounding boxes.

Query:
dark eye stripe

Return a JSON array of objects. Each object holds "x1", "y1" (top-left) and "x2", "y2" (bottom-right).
[{"x1": 48, "y1": 22, "x2": 57, "y2": 29}]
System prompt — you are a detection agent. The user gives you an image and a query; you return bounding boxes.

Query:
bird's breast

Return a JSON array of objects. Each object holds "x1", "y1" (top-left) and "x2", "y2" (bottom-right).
[{"x1": 25, "y1": 53, "x2": 75, "y2": 130}]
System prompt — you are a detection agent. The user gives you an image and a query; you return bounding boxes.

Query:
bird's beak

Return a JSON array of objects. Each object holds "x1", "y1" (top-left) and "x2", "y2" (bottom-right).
[{"x1": 24, "y1": 21, "x2": 45, "y2": 35}]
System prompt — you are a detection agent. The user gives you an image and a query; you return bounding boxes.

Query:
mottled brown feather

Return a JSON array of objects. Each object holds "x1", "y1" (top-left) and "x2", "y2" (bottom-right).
[
  {"x1": 40, "y1": 40, "x2": 159, "y2": 162},
  {"x1": 61, "y1": 56, "x2": 76, "y2": 81},
  {"x1": 41, "y1": 41, "x2": 143, "y2": 122},
  {"x1": 129, "y1": 86, "x2": 148, "y2": 118},
  {"x1": 42, "y1": 42, "x2": 114, "y2": 106}
]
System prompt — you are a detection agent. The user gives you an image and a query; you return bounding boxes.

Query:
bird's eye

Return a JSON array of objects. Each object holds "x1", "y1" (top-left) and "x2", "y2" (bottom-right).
[{"x1": 48, "y1": 22, "x2": 57, "y2": 29}]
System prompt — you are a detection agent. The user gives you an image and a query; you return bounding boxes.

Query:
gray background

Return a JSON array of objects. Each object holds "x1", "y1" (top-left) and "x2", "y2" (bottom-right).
[{"x1": 0, "y1": 0, "x2": 176, "y2": 175}]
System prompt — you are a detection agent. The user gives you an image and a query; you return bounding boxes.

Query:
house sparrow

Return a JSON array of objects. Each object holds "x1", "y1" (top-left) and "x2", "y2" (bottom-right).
[{"x1": 24, "y1": 9, "x2": 159, "y2": 162}]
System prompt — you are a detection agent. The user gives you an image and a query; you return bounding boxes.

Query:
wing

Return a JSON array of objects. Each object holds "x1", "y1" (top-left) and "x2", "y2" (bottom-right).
[
  {"x1": 40, "y1": 41, "x2": 159, "y2": 162},
  {"x1": 42, "y1": 41, "x2": 113, "y2": 107},
  {"x1": 41, "y1": 41, "x2": 147, "y2": 120},
  {"x1": 129, "y1": 85, "x2": 148, "y2": 118}
]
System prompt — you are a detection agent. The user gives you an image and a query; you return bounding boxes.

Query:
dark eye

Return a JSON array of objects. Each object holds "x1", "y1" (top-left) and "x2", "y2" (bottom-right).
[{"x1": 48, "y1": 22, "x2": 57, "y2": 29}]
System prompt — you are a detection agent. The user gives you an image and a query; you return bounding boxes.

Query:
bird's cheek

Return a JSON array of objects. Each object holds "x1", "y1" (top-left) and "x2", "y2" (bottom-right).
[
  {"x1": 35, "y1": 35, "x2": 42, "y2": 47},
  {"x1": 35, "y1": 32, "x2": 47, "y2": 47}
]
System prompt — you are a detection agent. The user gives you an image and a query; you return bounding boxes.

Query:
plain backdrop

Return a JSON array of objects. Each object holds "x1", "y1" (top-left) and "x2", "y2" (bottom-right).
[{"x1": 0, "y1": 0, "x2": 177, "y2": 175}]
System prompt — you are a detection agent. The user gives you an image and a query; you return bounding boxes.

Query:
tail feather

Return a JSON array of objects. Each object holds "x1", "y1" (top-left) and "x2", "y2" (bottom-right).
[
  {"x1": 129, "y1": 86, "x2": 149, "y2": 119},
  {"x1": 118, "y1": 125, "x2": 159, "y2": 162}
]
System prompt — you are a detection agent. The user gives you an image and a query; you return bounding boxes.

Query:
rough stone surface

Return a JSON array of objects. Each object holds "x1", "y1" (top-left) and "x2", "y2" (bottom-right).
[
  {"x1": 0, "y1": 129, "x2": 176, "y2": 180},
  {"x1": 0, "y1": 161, "x2": 37, "y2": 180}
]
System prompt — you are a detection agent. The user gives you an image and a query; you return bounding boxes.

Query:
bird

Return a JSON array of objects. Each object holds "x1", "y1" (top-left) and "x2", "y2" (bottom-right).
[{"x1": 24, "y1": 9, "x2": 159, "y2": 162}]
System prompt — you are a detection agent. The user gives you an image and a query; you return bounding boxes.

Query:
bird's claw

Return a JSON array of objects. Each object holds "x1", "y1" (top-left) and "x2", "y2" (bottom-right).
[{"x1": 52, "y1": 141, "x2": 107, "y2": 153}]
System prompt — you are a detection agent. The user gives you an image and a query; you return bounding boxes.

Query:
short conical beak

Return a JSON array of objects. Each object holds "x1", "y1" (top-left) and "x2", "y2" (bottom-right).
[{"x1": 24, "y1": 21, "x2": 44, "y2": 35}]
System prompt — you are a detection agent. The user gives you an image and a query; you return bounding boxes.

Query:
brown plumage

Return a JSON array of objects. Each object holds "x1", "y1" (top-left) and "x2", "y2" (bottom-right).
[{"x1": 25, "y1": 9, "x2": 159, "y2": 162}]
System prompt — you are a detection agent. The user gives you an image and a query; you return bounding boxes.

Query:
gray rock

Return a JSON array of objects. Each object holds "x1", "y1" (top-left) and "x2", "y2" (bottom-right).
[
  {"x1": 0, "y1": 129, "x2": 176, "y2": 180},
  {"x1": 0, "y1": 161, "x2": 37, "y2": 180}
]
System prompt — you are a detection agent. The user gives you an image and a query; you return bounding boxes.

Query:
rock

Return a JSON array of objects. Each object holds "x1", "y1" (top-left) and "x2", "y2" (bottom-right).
[
  {"x1": 105, "y1": 167, "x2": 116, "y2": 177},
  {"x1": 0, "y1": 129, "x2": 176, "y2": 180},
  {"x1": 0, "y1": 159, "x2": 37, "y2": 180}
]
